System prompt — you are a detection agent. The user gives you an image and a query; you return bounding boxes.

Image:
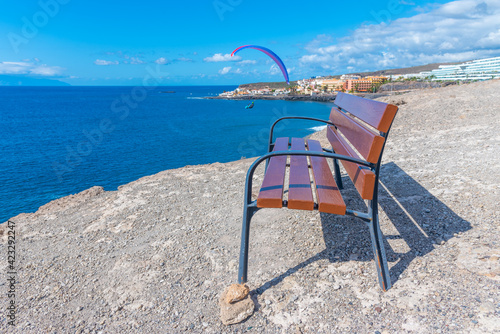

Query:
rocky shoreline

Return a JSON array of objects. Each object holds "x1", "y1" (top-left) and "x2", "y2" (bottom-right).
[
  {"x1": 205, "y1": 93, "x2": 394, "y2": 102},
  {"x1": 205, "y1": 94, "x2": 337, "y2": 102},
  {"x1": 1, "y1": 80, "x2": 499, "y2": 333}
]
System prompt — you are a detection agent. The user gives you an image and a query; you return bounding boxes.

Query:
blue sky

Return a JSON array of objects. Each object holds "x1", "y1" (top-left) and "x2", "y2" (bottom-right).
[{"x1": 1, "y1": 0, "x2": 499, "y2": 85}]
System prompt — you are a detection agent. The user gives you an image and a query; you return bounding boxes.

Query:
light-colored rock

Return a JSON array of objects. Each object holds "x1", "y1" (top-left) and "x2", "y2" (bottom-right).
[
  {"x1": 219, "y1": 286, "x2": 255, "y2": 325},
  {"x1": 456, "y1": 246, "x2": 500, "y2": 281},
  {"x1": 224, "y1": 283, "x2": 250, "y2": 304},
  {"x1": 478, "y1": 301, "x2": 495, "y2": 314}
]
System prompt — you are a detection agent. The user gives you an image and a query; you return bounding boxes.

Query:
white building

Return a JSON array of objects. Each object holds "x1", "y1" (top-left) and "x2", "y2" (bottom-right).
[
  {"x1": 390, "y1": 73, "x2": 426, "y2": 80},
  {"x1": 340, "y1": 74, "x2": 361, "y2": 80},
  {"x1": 423, "y1": 56, "x2": 500, "y2": 81},
  {"x1": 219, "y1": 91, "x2": 235, "y2": 97}
]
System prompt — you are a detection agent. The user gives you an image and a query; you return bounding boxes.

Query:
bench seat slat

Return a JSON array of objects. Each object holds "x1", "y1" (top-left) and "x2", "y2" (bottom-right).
[
  {"x1": 256, "y1": 137, "x2": 289, "y2": 208},
  {"x1": 330, "y1": 108, "x2": 386, "y2": 164},
  {"x1": 307, "y1": 140, "x2": 346, "y2": 215},
  {"x1": 327, "y1": 126, "x2": 375, "y2": 200},
  {"x1": 335, "y1": 92, "x2": 398, "y2": 133},
  {"x1": 288, "y1": 138, "x2": 314, "y2": 210}
]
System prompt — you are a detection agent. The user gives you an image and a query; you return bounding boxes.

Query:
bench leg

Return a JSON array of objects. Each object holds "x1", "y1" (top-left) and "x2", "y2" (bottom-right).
[
  {"x1": 238, "y1": 204, "x2": 257, "y2": 284},
  {"x1": 333, "y1": 158, "x2": 343, "y2": 189},
  {"x1": 368, "y1": 201, "x2": 392, "y2": 291}
]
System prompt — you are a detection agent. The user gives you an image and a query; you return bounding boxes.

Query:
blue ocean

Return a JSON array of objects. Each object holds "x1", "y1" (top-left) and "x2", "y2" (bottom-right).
[{"x1": 0, "y1": 86, "x2": 333, "y2": 222}]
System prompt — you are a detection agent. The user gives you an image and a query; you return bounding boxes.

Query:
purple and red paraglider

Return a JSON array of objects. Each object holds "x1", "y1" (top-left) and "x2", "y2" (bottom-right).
[{"x1": 231, "y1": 45, "x2": 290, "y2": 85}]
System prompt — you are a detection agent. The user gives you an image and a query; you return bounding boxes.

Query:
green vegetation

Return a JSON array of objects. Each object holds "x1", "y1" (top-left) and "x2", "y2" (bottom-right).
[
  {"x1": 370, "y1": 82, "x2": 384, "y2": 93},
  {"x1": 239, "y1": 81, "x2": 297, "y2": 90}
]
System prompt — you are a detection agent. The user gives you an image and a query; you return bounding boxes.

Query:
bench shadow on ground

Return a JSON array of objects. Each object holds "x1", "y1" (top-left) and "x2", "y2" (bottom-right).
[{"x1": 253, "y1": 161, "x2": 471, "y2": 295}]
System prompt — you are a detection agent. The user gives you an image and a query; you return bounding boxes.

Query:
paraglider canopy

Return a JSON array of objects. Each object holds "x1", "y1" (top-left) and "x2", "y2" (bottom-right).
[{"x1": 231, "y1": 45, "x2": 290, "y2": 85}]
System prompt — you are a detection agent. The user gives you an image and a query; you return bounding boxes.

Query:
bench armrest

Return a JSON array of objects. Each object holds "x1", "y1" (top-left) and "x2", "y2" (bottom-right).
[
  {"x1": 262, "y1": 150, "x2": 373, "y2": 167},
  {"x1": 244, "y1": 149, "x2": 374, "y2": 205},
  {"x1": 268, "y1": 117, "x2": 335, "y2": 152}
]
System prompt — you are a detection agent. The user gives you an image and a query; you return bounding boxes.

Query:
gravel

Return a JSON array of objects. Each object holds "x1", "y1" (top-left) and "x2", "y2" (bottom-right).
[{"x1": 1, "y1": 79, "x2": 499, "y2": 333}]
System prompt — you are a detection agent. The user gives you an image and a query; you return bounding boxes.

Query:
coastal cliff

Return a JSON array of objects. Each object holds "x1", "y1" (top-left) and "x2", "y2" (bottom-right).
[{"x1": 1, "y1": 80, "x2": 499, "y2": 333}]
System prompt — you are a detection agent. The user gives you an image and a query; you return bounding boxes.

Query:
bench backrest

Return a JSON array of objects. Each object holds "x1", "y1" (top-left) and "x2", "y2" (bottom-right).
[{"x1": 329, "y1": 92, "x2": 398, "y2": 200}]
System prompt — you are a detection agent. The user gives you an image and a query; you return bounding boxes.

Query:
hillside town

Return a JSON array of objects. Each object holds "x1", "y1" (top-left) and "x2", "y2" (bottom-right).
[{"x1": 219, "y1": 56, "x2": 500, "y2": 97}]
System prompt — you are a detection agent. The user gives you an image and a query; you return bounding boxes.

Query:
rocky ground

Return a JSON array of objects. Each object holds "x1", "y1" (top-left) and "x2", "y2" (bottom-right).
[
  {"x1": 1, "y1": 80, "x2": 499, "y2": 333},
  {"x1": 378, "y1": 80, "x2": 458, "y2": 92}
]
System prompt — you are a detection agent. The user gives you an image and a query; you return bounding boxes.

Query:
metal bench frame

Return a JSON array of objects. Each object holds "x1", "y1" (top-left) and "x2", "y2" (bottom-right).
[{"x1": 237, "y1": 105, "x2": 395, "y2": 291}]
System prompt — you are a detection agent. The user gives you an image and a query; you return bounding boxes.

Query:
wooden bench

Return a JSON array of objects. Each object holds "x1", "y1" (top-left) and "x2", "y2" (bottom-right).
[{"x1": 237, "y1": 92, "x2": 398, "y2": 291}]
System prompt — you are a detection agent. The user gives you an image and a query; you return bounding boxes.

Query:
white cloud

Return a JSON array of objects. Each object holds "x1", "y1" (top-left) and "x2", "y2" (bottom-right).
[
  {"x1": 94, "y1": 59, "x2": 119, "y2": 66},
  {"x1": 219, "y1": 66, "x2": 232, "y2": 75},
  {"x1": 479, "y1": 28, "x2": 500, "y2": 47},
  {"x1": 155, "y1": 57, "x2": 169, "y2": 65},
  {"x1": 129, "y1": 57, "x2": 145, "y2": 64},
  {"x1": 177, "y1": 57, "x2": 193, "y2": 62},
  {"x1": 0, "y1": 62, "x2": 31, "y2": 74},
  {"x1": 204, "y1": 53, "x2": 241, "y2": 62},
  {"x1": 29, "y1": 65, "x2": 63, "y2": 76},
  {"x1": 238, "y1": 59, "x2": 257, "y2": 65},
  {"x1": 103, "y1": 52, "x2": 146, "y2": 64},
  {"x1": 300, "y1": 0, "x2": 500, "y2": 72},
  {"x1": 0, "y1": 61, "x2": 63, "y2": 76}
]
